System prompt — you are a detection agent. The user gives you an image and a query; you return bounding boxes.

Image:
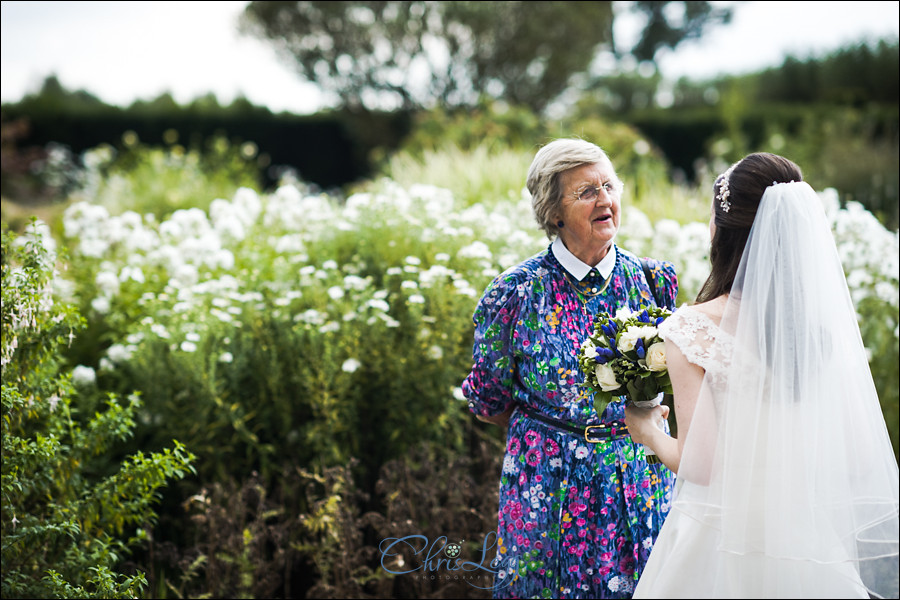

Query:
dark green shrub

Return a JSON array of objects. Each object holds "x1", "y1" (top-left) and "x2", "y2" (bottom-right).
[{"x1": 1, "y1": 224, "x2": 196, "y2": 599}]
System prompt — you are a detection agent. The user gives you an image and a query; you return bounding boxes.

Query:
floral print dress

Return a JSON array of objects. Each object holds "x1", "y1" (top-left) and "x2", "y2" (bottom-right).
[{"x1": 462, "y1": 243, "x2": 679, "y2": 599}]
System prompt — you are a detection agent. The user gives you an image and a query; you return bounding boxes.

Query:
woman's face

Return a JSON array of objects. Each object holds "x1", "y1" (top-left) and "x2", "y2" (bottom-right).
[
  {"x1": 709, "y1": 199, "x2": 717, "y2": 240},
  {"x1": 556, "y1": 160, "x2": 621, "y2": 265}
]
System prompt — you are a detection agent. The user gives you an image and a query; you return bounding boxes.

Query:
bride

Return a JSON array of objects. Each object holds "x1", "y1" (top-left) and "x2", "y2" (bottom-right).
[{"x1": 624, "y1": 153, "x2": 899, "y2": 598}]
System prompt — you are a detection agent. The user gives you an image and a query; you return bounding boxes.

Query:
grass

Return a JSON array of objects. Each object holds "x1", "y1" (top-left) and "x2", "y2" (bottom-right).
[{"x1": 373, "y1": 142, "x2": 712, "y2": 224}]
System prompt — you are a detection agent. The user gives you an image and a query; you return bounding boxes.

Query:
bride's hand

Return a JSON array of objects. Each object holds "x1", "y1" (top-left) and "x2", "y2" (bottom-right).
[{"x1": 624, "y1": 403, "x2": 669, "y2": 445}]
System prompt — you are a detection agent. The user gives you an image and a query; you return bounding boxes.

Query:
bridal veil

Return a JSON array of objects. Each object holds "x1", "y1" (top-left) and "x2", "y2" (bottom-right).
[{"x1": 643, "y1": 181, "x2": 899, "y2": 598}]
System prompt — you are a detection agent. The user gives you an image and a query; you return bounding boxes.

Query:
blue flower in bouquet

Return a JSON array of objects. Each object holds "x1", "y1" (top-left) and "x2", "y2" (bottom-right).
[{"x1": 577, "y1": 305, "x2": 674, "y2": 419}]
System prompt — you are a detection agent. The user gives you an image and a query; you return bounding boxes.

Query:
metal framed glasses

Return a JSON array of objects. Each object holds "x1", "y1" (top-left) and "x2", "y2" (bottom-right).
[{"x1": 573, "y1": 181, "x2": 618, "y2": 203}]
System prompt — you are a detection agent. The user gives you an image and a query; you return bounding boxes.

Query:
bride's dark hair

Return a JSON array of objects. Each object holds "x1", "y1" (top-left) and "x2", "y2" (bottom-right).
[{"x1": 695, "y1": 152, "x2": 804, "y2": 303}]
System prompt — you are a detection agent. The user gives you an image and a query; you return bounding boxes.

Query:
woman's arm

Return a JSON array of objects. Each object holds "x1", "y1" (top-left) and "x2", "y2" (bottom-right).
[
  {"x1": 461, "y1": 272, "x2": 524, "y2": 423},
  {"x1": 625, "y1": 338, "x2": 705, "y2": 474}
]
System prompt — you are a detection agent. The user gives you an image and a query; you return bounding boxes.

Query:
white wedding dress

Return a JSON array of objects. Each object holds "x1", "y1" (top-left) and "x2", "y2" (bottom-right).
[{"x1": 633, "y1": 182, "x2": 899, "y2": 599}]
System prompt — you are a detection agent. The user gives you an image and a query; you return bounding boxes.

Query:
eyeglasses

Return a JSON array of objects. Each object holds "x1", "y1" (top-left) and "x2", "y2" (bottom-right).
[{"x1": 573, "y1": 181, "x2": 619, "y2": 203}]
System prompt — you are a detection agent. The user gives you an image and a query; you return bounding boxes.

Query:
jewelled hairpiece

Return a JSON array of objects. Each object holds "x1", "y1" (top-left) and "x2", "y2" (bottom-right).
[{"x1": 716, "y1": 162, "x2": 738, "y2": 213}]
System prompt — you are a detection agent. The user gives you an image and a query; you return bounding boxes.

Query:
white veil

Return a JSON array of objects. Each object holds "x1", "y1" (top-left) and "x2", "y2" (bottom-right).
[{"x1": 674, "y1": 181, "x2": 899, "y2": 598}]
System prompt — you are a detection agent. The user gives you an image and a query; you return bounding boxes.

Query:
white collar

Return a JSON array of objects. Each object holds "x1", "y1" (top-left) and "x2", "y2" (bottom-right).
[{"x1": 551, "y1": 237, "x2": 617, "y2": 281}]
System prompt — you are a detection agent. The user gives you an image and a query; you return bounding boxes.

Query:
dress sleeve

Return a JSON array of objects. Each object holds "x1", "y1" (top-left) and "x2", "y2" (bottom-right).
[
  {"x1": 643, "y1": 258, "x2": 679, "y2": 310},
  {"x1": 461, "y1": 271, "x2": 525, "y2": 418},
  {"x1": 658, "y1": 306, "x2": 731, "y2": 375}
]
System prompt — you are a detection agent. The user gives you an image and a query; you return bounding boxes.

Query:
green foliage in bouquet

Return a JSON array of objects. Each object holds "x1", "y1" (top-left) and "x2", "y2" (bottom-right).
[
  {"x1": 1, "y1": 225, "x2": 196, "y2": 599},
  {"x1": 577, "y1": 305, "x2": 674, "y2": 418}
]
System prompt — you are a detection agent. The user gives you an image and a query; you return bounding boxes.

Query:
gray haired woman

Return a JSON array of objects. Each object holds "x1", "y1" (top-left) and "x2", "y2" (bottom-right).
[{"x1": 462, "y1": 138, "x2": 679, "y2": 598}]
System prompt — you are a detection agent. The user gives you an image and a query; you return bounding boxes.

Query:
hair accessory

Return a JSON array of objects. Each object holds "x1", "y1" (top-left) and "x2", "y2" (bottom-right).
[
  {"x1": 716, "y1": 163, "x2": 737, "y2": 213},
  {"x1": 768, "y1": 179, "x2": 796, "y2": 188}
]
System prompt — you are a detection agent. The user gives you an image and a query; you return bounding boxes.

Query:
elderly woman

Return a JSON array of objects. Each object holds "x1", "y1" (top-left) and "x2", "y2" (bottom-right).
[{"x1": 462, "y1": 138, "x2": 678, "y2": 599}]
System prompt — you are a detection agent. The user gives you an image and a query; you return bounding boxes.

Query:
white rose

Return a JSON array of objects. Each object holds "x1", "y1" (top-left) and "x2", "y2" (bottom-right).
[
  {"x1": 595, "y1": 363, "x2": 620, "y2": 392},
  {"x1": 617, "y1": 329, "x2": 638, "y2": 353},
  {"x1": 614, "y1": 307, "x2": 634, "y2": 320},
  {"x1": 617, "y1": 325, "x2": 657, "y2": 353},
  {"x1": 645, "y1": 342, "x2": 667, "y2": 371},
  {"x1": 583, "y1": 342, "x2": 597, "y2": 359}
]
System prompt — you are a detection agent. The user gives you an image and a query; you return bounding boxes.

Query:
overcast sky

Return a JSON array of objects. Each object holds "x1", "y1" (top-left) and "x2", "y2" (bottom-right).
[{"x1": 1, "y1": 0, "x2": 898, "y2": 114}]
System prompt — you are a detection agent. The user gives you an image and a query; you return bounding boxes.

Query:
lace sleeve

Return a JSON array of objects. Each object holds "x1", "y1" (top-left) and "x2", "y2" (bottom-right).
[{"x1": 659, "y1": 305, "x2": 733, "y2": 377}]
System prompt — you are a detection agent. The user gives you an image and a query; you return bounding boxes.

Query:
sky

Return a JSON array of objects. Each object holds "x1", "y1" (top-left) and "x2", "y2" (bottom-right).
[{"x1": 1, "y1": 0, "x2": 898, "y2": 115}]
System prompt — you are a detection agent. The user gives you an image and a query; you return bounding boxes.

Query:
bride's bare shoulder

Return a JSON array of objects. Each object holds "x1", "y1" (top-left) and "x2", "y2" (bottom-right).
[{"x1": 684, "y1": 295, "x2": 728, "y2": 325}]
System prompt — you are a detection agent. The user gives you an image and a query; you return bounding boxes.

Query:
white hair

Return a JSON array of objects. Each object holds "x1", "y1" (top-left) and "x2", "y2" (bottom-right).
[{"x1": 526, "y1": 138, "x2": 622, "y2": 238}]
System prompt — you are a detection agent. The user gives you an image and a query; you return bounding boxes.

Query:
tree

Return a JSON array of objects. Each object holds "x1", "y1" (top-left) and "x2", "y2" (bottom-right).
[
  {"x1": 625, "y1": 0, "x2": 733, "y2": 63},
  {"x1": 239, "y1": 1, "x2": 731, "y2": 113}
]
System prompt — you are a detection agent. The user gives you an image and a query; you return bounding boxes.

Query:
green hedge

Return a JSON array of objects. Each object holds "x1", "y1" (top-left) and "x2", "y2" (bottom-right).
[{"x1": 2, "y1": 102, "x2": 412, "y2": 190}]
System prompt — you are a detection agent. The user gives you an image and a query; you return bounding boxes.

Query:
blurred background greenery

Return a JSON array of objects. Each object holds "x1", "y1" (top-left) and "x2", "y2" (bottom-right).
[
  {"x1": 2, "y1": 2, "x2": 897, "y2": 599},
  {"x1": 3, "y1": 2, "x2": 898, "y2": 229}
]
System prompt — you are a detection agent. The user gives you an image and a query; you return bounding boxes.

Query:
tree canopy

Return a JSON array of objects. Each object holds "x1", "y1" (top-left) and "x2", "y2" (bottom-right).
[{"x1": 239, "y1": 1, "x2": 731, "y2": 113}]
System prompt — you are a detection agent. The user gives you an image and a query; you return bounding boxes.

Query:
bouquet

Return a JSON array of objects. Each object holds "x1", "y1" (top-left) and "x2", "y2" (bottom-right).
[{"x1": 577, "y1": 305, "x2": 673, "y2": 462}]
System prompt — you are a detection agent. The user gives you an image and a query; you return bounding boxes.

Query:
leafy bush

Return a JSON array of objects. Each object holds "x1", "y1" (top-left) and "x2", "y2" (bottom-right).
[
  {"x1": 58, "y1": 180, "x2": 537, "y2": 487},
  {"x1": 1, "y1": 224, "x2": 196, "y2": 599}
]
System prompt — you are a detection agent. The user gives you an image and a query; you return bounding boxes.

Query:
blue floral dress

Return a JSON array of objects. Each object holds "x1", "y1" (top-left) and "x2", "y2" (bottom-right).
[{"x1": 462, "y1": 243, "x2": 679, "y2": 599}]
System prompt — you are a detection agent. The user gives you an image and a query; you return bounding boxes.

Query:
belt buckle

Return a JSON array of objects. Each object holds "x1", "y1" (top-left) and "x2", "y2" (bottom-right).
[
  {"x1": 584, "y1": 422, "x2": 627, "y2": 443},
  {"x1": 584, "y1": 425, "x2": 605, "y2": 443}
]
